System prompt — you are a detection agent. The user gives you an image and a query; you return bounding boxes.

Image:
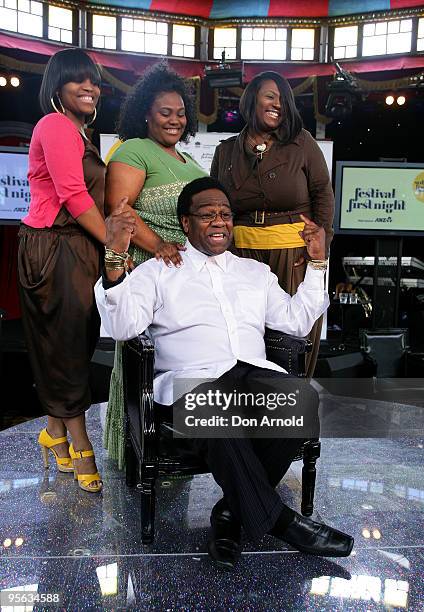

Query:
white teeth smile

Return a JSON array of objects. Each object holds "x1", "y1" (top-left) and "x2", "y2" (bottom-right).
[
  {"x1": 266, "y1": 111, "x2": 279, "y2": 118},
  {"x1": 80, "y1": 96, "x2": 93, "y2": 102}
]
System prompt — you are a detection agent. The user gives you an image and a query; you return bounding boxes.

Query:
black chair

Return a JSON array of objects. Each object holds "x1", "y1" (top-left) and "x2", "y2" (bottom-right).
[
  {"x1": 359, "y1": 328, "x2": 409, "y2": 378},
  {"x1": 359, "y1": 328, "x2": 421, "y2": 403},
  {"x1": 123, "y1": 329, "x2": 321, "y2": 544}
]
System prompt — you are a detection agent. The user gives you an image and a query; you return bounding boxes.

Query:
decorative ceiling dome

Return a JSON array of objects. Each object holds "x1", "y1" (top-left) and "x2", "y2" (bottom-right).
[{"x1": 86, "y1": 0, "x2": 424, "y2": 19}]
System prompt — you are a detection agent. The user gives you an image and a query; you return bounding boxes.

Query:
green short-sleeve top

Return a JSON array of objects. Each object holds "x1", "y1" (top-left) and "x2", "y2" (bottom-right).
[{"x1": 110, "y1": 138, "x2": 207, "y2": 264}]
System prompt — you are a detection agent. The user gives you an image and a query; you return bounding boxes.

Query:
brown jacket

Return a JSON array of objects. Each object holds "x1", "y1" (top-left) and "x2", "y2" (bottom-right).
[{"x1": 210, "y1": 128, "x2": 335, "y2": 253}]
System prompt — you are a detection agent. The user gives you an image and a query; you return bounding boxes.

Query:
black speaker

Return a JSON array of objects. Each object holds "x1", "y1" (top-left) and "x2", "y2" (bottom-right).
[
  {"x1": 315, "y1": 350, "x2": 375, "y2": 398},
  {"x1": 315, "y1": 351, "x2": 368, "y2": 378}
]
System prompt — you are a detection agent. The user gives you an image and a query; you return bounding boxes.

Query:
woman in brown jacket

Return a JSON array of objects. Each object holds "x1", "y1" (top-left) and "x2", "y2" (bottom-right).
[{"x1": 210, "y1": 71, "x2": 334, "y2": 376}]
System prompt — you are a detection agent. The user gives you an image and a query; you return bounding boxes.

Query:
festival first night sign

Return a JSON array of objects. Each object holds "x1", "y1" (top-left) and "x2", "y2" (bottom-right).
[
  {"x1": 0, "y1": 150, "x2": 30, "y2": 222},
  {"x1": 336, "y1": 162, "x2": 424, "y2": 235}
]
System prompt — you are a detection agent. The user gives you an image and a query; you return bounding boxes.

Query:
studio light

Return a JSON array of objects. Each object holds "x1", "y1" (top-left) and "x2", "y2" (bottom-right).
[
  {"x1": 325, "y1": 62, "x2": 361, "y2": 119},
  {"x1": 224, "y1": 109, "x2": 239, "y2": 124},
  {"x1": 205, "y1": 51, "x2": 243, "y2": 89},
  {"x1": 325, "y1": 92, "x2": 354, "y2": 119},
  {"x1": 385, "y1": 95, "x2": 395, "y2": 105},
  {"x1": 10, "y1": 76, "x2": 20, "y2": 87},
  {"x1": 397, "y1": 95, "x2": 406, "y2": 106},
  {"x1": 409, "y1": 72, "x2": 424, "y2": 88},
  {"x1": 0, "y1": 76, "x2": 6, "y2": 87},
  {"x1": 205, "y1": 67, "x2": 243, "y2": 89}
]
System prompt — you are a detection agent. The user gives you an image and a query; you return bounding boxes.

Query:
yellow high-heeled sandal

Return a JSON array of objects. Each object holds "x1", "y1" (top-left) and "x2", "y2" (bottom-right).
[
  {"x1": 69, "y1": 444, "x2": 102, "y2": 493},
  {"x1": 38, "y1": 428, "x2": 74, "y2": 473}
]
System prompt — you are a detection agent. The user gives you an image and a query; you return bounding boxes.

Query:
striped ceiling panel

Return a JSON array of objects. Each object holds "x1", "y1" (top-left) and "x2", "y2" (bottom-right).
[{"x1": 88, "y1": 0, "x2": 424, "y2": 18}]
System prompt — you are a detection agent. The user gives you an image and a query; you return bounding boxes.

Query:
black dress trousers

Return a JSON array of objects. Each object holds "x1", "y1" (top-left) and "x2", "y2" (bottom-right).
[{"x1": 182, "y1": 362, "x2": 320, "y2": 541}]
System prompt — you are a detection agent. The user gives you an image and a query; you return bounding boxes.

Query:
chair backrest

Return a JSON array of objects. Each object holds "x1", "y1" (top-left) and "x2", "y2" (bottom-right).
[
  {"x1": 359, "y1": 328, "x2": 409, "y2": 378},
  {"x1": 264, "y1": 329, "x2": 312, "y2": 377},
  {"x1": 123, "y1": 336, "x2": 155, "y2": 462}
]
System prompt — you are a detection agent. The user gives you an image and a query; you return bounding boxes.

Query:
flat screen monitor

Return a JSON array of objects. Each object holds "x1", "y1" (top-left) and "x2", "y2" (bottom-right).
[
  {"x1": 0, "y1": 146, "x2": 30, "y2": 224},
  {"x1": 334, "y1": 161, "x2": 424, "y2": 236}
]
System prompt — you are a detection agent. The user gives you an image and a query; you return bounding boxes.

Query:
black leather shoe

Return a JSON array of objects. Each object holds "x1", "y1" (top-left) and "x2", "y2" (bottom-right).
[
  {"x1": 207, "y1": 499, "x2": 242, "y2": 571},
  {"x1": 274, "y1": 512, "x2": 354, "y2": 557}
]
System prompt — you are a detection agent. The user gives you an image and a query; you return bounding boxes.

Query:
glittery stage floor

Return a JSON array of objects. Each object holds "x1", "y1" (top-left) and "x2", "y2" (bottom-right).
[{"x1": 0, "y1": 399, "x2": 423, "y2": 611}]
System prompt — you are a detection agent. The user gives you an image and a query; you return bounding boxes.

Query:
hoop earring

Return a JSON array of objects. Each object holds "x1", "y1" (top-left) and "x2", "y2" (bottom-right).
[
  {"x1": 50, "y1": 94, "x2": 65, "y2": 114},
  {"x1": 86, "y1": 106, "x2": 97, "y2": 126}
]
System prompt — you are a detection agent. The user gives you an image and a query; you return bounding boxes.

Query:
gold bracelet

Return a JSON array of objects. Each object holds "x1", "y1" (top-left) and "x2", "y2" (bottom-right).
[
  {"x1": 105, "y1": 247, "x2": 130, "y2": 261},
  {"x1": 105, "y1": 247, "x2": 130, "y2": 272},
  {"x1": 308, "y1": 259, "x2": 328, "y2": 271}
]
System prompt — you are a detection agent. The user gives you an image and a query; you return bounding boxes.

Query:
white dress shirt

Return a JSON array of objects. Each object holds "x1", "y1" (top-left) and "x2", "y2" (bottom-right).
[{"x1": 95, "y1": 241, "x2": 329, "y2": 405}]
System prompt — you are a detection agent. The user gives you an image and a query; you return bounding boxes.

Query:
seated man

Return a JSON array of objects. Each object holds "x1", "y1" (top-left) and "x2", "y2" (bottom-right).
[{"x1": 95, "y1": 177, "x2": 354, "y2": 570}]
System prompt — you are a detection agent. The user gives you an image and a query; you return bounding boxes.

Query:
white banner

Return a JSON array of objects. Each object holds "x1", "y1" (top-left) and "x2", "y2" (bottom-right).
[
  {"x1": 100, "y1": 132, "x2": 333, "y2": 175},
  {"x1": 0, "y1": 150, "x2": 30, "y2": 221}
]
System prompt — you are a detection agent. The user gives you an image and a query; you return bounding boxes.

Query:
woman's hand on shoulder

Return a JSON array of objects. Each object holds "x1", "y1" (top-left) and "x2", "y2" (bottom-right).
[{"x1": 154, "y1": 240, "x2": 186, "y2": 267}]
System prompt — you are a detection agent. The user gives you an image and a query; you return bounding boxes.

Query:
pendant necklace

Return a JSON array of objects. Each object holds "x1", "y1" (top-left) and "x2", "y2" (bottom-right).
[
  {"x1": 247, "y1": 134, "x2": 271, "y2": 160},
  {"x1": 255, "y1": 143, "x2": 267, "y2": 159}
]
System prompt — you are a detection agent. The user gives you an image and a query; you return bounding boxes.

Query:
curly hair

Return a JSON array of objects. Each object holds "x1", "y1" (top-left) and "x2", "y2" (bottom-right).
[{"x1": 117, "y1": 62, "x2": 197, "y2": 142}]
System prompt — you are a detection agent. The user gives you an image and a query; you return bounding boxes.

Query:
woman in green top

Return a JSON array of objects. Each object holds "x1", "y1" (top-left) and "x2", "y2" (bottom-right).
[{"x1": 105, "y1": 63, "x2": 207, "y2": 467}]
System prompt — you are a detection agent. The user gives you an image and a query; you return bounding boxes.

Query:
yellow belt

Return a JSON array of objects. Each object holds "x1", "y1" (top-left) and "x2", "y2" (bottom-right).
[{"x1": 233, "y1": 222, "x2": 306, "y2": 249}]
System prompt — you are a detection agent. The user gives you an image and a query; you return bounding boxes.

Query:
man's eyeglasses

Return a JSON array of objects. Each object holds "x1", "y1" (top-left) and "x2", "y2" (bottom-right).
[{"x1": 188, "y1": 211, "x2": 234, "y2": 223}]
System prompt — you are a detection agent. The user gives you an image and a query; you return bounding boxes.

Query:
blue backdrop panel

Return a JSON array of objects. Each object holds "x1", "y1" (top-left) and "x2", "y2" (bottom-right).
[
  {"x1": 209, "y1": 0, "x2": 271, "y2": 19},
  {"x1": 89, "y1": 0, "x2": 152, "y2": 9},
  {"x1": 328, "y1": 0, "x2": 390, "y2": 16}
]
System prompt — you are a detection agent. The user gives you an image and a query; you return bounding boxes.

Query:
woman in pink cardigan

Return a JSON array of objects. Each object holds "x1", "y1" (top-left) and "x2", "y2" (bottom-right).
[{"x1": 18, "y1": 49, "x2": 116, "y2": 492}]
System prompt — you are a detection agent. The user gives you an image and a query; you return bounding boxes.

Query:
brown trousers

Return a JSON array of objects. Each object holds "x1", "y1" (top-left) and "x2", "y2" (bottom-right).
[
  {"x1": 18, "y1": 224, "x2": 101, "y2": 418},
  {"x1": 233, "y1": 245, "x2": 322, "y2": 377}
]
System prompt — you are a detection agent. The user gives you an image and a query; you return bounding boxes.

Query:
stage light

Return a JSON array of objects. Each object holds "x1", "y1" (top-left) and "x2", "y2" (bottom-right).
[
  {"x1": 385, "y1": 95, "x2": 394, "y2": 105},
  {"x1": 325, "y1": 62, "x2": 361, "y2": 119},
  {"x1": 10, "y1": 76, "x2": 20, "y2": 87},
  {"x1": 3, "y1": 538, "x2": 12, "y2": 548},
  {"x1": 362, "y1": 528, "x2": 371, "y2": 539},
  {"x1": 224, "y1": 109, "x2": 239, "y2": 124},
  {"x1": 325, "y1": 92, "x2": 354, "y2": 119},
  {"x1": 397, "y1": 95, "x2": 406, "y2": 106},
  {"x1": 409, "y1": 72, "x2": 424, "y2": 88},
  {"x1": 0, "y1": 76, "x2": 6, "y2": 87},
  {"x1": 205, "y1": 51, "x2": 243, "y2": 89},
  {"x1": 205, "y1": 68, "x2": 243, "y2": 88},
  {"x1": 15, "y1": 537, "x2": 24, "y2": 547}
]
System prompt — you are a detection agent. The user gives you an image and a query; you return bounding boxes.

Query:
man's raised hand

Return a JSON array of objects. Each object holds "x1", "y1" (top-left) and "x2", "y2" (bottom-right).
[{"x1": 299, "y1": 214, "x2": 326, "y2": 261}]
